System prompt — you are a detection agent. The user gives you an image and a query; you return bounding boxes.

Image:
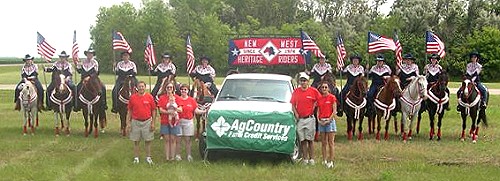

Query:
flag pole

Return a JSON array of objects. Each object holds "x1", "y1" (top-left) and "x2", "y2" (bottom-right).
[
  {"x1": 41, "y1": 58, "x2": 48, "y2": 90},
  {"x1": 300, "y1": 30, "x2": 307, "y2": 72}
]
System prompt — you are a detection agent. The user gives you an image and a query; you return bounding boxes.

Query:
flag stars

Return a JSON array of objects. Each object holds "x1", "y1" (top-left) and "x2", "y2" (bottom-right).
[{"x1": 231, "y1": 48, "x2": 239, "y2": 56}]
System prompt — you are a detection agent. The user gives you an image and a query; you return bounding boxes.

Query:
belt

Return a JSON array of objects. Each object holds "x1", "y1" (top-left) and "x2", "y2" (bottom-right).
[
  {"x1": 134, "y1": 118, "x2": 150, "y2": 122},
  {"x1": 299, "y1": 115, "x2": 314, "y2": 119}
]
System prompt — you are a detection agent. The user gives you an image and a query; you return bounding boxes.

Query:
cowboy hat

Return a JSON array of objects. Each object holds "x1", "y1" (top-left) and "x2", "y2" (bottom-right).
[
  {"x1": 429, "y1": 54, "x2": 440, "y2": 60},
  {"x1": 58, "y1": 51, "x2": 70, "y2": 58},
  {"x1": 84, "y1": 48, "x2": 96, "y2": 55},
  {"x1": 403, "y1": 53, "x2": 416, "y2": 60},
  {"x1": 349, "y1": 54, "x2": 362, "y2": 62},
  {"x1": 22, "y1": 54, "x2": 34, "y2": 61},
  {"x1": 200, "y1": 56, "x2": 211, "y2": 63},
  {"x1": 376, "y1": 54, "x2": 385, "y2": 61},
  {"x1": 162, "y1": 53, "x2": 171, "y2": 58},
  {"x1": 469, "y1": 51, "x2": 480, "y2": 58}
]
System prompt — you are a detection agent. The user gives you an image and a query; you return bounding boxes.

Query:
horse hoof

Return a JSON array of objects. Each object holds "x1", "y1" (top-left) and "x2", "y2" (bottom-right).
[
  {"x1": 23, "y1": 133, "x2": 27, "y2": 136},
  {"x1": 101, "y1": 129, "x2": 105, "y2": 133},
  {"x1": 460, "y1": 138, "x2": 465, "y2": 142},
  {"x1": 472, "y1": 140, "x2": 477, "y2": 144},
  {"x1": 408, "y1": 136, "x2": 412, "y2": 140}
]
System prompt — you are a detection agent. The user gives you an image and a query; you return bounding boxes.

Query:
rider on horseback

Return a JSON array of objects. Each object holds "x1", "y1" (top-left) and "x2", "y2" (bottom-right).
[
  {"x1": 424, "y1": 54, "x2": 450, "y2": 96},
  {"x1": 74, "y1": 48, "x2": 107, "y2": 112},
  {"x1": 366, "y1": 54, "x2": 392, "y2": 115},
  {"x1": 44, "y1": 51, "x2": 77, "y2": 110},
  {"x1": 15, "y1": 54, "x2": 45, "y2": 111},
  {"x1": 457, "y1": 51, "x2": 488, "y2": 109},
  {"x1": 340, "y1": 54, "x2": 365, "y2": 100},
  {"x1": 309, "y1": 56, "x2": 333, "y2": 89},
  {"x1": 396, "y1": 53, "x2": 419, "y2": 89},
  {"x1": 190, "y1": 56, "x2": 218, "y2": 96},
  {"x1": 151, "y1": 53, "x2": 176, "y2": 99},
  {"x1": 111, "y1": 51, "x2": 138, "y2": 113}
]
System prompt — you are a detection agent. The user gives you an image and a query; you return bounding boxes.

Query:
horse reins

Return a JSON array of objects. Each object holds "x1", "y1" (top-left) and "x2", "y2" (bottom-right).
[
  {"x1": 427, "y1": 82, "x2": 449, "y2": 114},
  {"x1": 50, "y1": 84, "x2": 72, "y2": 113},
  {"x1": 346, "y1": 81, "x2": 367, "y2": 120},
  {"x1": 458, "y1": 82, "x2": 480, "y2": 115}
]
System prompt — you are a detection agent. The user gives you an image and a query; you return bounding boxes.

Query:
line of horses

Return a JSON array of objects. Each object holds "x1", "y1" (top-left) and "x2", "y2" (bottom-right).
[
  {"x1": 17, "y1": 71, "x2": 213, "y2": 139},
  {"x1": 340, "y1": 71, "x2": 488, "y2": 143}
]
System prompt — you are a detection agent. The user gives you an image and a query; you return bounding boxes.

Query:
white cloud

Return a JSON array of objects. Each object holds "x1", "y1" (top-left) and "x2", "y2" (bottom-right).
[{"x1": 0, "y1": 0, "x2": 141, "y2": 58}]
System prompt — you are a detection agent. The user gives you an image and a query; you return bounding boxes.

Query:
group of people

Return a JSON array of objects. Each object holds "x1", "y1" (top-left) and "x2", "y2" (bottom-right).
[
  {"x1": 13, "y1": 49, "x2": 220, "y2": 164},
  {"x1": 290, "y1": 50, "x2": 489, "y2": 168}
]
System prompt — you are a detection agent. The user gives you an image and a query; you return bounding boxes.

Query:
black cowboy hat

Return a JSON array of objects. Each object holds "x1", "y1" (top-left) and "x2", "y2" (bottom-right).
[
  {"x1": 349, "y1": 54, "x2": 362, "y2": 62},
  {"x1": 429, "y1": 54, "x2": 440, "y2": 60},
  {"x1": 403, "y1": 53, "x2": 416, "y2": 60},
  {"x1": 469, "y1": 51, "x2": 480, "y2": 58},
  {"x1": 84, "y1": 48, "x2": 95, "y2": 55},
  {"x1": 121, "y1": 51, "x2": 131, "y2": 56},
  {"x1": 376, "y1": 54, "x2": 385, "y2": 61},
  {"x1": 58, "y1": 51, "x2": 70, "y2": 58},
  {"x1": 162, "y1": 53, "x2": 171, "y2": 58},
  {"x1": 22, "y1": 54, "x2": 34, "y2": 61},
  {"x1": 200, "y1": 56, "x2": 211, "y2": 63}
]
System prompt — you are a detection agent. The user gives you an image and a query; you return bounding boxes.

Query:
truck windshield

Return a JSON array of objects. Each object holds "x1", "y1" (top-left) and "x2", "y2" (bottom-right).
[{"x1": 217, "y1": 79, "x2": 292, "y2": 102}]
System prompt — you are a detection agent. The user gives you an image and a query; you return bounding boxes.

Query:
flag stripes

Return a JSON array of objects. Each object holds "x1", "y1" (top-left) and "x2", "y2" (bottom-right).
[
  {"x1": 186, "y1": 35, "x2": 195, "y2": 74},
  {"x1": 112, "y1": 31, "x2": 132, "y2": 53},
  {"x1": 37, "y1": 32, "x2": 56, "y2": 62},
  {"x1": 144, "y1": 35, "x2": 156, "y2": 69},
  {"x1": 72, "y1": 30, "x2": 80, "y2": 64}
]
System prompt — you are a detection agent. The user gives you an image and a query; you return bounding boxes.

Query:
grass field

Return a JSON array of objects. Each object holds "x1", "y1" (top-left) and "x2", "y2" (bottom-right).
[{"x1": 0, "y1": 89, "x2": 499, "y2": 180}]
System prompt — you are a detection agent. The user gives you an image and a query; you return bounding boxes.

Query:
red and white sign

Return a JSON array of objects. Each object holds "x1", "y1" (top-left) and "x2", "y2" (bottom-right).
[{"x1": 228, "y1": 37, "x2": 307, "y2": 65}]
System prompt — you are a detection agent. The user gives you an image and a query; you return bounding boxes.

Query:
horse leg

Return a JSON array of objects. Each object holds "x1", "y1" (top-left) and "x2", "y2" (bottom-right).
[
  {"x1": 120, "y1": 110, "x2": 127, "y2": 136},
  {"x1": 54, "y1": 113, "x2": 60, "y2": 136},
  {"x1": 460, "y1": 112, "x2": 467, "y2": 141},
  {"x1": 437, "y1": 112, "x2": 444, "y2": 141},
  {"x1": 471, "y1": 111, "x2": 478, "y2": 143},
  {"x1": 64, "y1": 111, "x2": 71, "y2": 136},
  {"x1": 401, "y1": 112, "x2": 407, "y2": 142},
  {"x1": 346, "y1": 117, "x2": 353, "y2": 141},
  {"x1": 393, "y1": 113, "x2": 398, "y2": 135},
  {"x1": 416, "y1": 111, "x2": 422, "y2": 134},
  {"x1": 358, "y1": 116, "x2": 364, "y2": 140},
  {"x1": 93, "y1": 113, "x2": 99, "y2": 138},
  {"x1": 384, "y1": 117, "x2": 390, "y2": 141},
  {"x1": 376, "y1": 114, "x2": 381, "y2": 141},
  {"x1": 84, "y1": 110, "x2": 89, "y2": 137},
  {"x1": 408, "y1": 116, "x2": 414, "y2": 141},
  {"x1": 429, "y1": 110, "x2": 436, "y2": 140}
]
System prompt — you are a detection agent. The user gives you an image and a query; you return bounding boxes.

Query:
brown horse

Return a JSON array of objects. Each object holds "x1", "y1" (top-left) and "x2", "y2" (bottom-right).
[
  {"x1": 425, "y1": 72, "x2": 449, "y2": 140},
  {"x1": 457, "y1": 78, "x2": 487, "y2": 143},
  {"x1": 79, "y1": 74, "x2": 106, "y2": 138},
  {"x1": 48, "y1": 71, "x2": 73, "y2": 136},
  {"x1": 367, "y1": 75, "x2": 402, "y2": 141},
  {"x1": 191, "y1": 77, "x2": 214, "y2": 140},
  {"x1": 343, "y1": 76, "x2": 368, "y2": 140},
  {"x1": 117, "y1": 76, "x2": 137, "y2": 136}
]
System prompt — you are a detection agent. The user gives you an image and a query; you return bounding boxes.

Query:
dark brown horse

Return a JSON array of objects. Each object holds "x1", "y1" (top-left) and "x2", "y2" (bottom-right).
[
  {"x1": 117, "y1": 76, "x2": 137, "y2": 136},
  {"x1": 79, "y1": 74, "x2": 106, "y2": 138},
  {"x1": 343, "y1": 76, "x2": 368, "y2": 140},
  {"x1": 425, "y1": 72, "x2": 449, "y2": 140},
  {"x1": 367, "y1": 75, "x2": 402, "y2": 141},
  {"x1": 457, "y1": 78, "x2": 487, "y2": 143},
  {"x1": 191, "y1": 77, "x2": 214, "y2": 140},
  {"x1": 48, "y1": 71, "x2": 73, "y2": 136}
]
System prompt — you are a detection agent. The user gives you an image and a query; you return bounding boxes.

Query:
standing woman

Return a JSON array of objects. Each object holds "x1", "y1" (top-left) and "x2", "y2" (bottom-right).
[
  {"x1": 157, "y1": 82, "x2": 181, "y2": 161},
  {"x1": 190, "y1": 56, "x2": 218, "y2": 96},
  {"x1": 309, "y1": 56, "x2": 333, "y2": 89},
  {"x1": 316, "y1": 81, "x2": 339, "y2": 168},
  {"x1": 151, "y1": 53, "x2": 176, "y2": 99},
  {"x1": 74, "y1": 48, "x2": 107, "y2": 111},
  {"x1": 111, "y1": 51, "x2": 137, "y2": 113},
  {"x1": 175, "y1": 84, "x2": 198, "y2": 162},
  {"x1": 340, "y1": 54, "x2": 365, "y2": 100},
  {"x1": 15, "y1": 54, "x2": 44, "y2": 110}
]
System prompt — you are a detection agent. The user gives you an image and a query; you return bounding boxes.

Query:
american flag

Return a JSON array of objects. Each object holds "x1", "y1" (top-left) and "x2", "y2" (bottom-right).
[
  {"x1": 368, "y1": 31, "x2": 396, "y2": 53},
  {"x1": 301, "y1": 31, "x2": 325, "y2": 59},
  {"x1": 37, "y1": 32, "x2": 56, "y2": 62},
  {"x1": 144, "y1": 35, "x2": 156, "y2": 69},
  {"x1": 336, "y1": 35, "x2": 346, "y2": 70},
  {"x1": 112, "y1": 31, "x2": 132, "y2": 53},
  {"x1": 72, "y1": 30, "x2": 80, "y2": 64},
  {"x1": 426, "y1": 31, "x2": 446, "y2": 58},
  {"x1": 186, "y1": 35, "x2": 195, "y2": 74},
  {"x1": 394, "y1": 32, "x2": 402, "y2": 68}
]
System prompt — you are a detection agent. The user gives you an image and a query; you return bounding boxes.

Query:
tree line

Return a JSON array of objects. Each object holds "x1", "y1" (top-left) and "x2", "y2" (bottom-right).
[{"x1": 90, "y1": 0, "x2": 500, "y2": 81}]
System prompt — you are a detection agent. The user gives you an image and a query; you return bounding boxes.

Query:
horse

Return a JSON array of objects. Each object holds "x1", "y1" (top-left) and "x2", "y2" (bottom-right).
[
  {"x1": 117, "y1": 75, "x2": 137, "y2": 136},
  {"x1": 48, "y1": 71, "x2": 73, "y2": 136},
  {"x1": 424, "y1": 72, "x2": 450, "y2": 140},
  {"x1": 79, "y1": 74, "x2": 106, "y2": 138},
  {"x1": 457, "y1": 78, "x2": 488, "y2": 143},
  {"x1": 191, "y1": 77, "x2": 214, "y2": 140},
  {"x1": 367, "y1": 75, "x2": 402, "y2": 141},
  {"x1": 399, "y1": 75, "x2": 428, "y2": 142},
  {"x1": 18, "y1": 81, "x2": 39, "y2": 135},
  {"x1": 342, "y1": 76, "x2": 368, "y2": 140}
]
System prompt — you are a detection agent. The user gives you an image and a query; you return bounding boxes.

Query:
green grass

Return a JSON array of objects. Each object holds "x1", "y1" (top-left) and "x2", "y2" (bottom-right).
[{"x1": 0, "y1": 89, "x2": 499, "y2": 180}]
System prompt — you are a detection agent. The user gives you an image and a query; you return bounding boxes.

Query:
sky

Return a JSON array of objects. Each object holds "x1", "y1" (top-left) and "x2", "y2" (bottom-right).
[{"x1": 0, "y1": 0, "x2": 393, "y2": 58}]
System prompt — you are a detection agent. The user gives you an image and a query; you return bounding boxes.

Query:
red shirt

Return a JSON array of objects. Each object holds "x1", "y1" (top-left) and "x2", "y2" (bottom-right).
[
  {"x1": 157, "y1": 94, "x2": 181, "y2": 125},
  {"x1": 177, "y1": 96, "x2": 198, "y2": 120},
  {"x1": 317, "y1": 93, "x2": 337, "y2": 119},
  {"x1": 290, "y1": 86, "x2": 321, "y2": 118},
  {"x1": 128, "y1": 93, "x2": 156, "y2": 121}
]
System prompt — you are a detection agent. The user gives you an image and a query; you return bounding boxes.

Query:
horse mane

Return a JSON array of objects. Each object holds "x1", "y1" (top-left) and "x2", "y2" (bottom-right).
[{"x1": 82, "y1": 75, "x2": 102, "y2": 96}]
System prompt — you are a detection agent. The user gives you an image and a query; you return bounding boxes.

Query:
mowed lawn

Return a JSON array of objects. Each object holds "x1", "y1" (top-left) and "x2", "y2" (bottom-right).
[{"x1": 0, "y1": 89, "x2": 499, "y2": 181}]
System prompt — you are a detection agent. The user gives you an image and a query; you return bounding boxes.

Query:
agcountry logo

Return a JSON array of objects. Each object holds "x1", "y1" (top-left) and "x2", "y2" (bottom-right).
[
  {"x1": 210, "y1": 116, "x2": 292, "y2": 141},
  {"x1": 211, "y1": 116, "x2": 231, "y2": 137}
]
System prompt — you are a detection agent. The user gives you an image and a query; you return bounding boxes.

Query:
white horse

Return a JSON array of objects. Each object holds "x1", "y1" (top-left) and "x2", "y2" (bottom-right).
[
  {"x1": 19, "y1": 81, "x2": 38, "y2": 135},
  {"x1": 399, "y1": 75, "x2": 428, "y2": 142}
]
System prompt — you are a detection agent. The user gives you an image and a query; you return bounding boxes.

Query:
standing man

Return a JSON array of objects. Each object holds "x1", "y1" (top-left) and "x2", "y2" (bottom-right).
[
  {"x1": 290, "y1": 72, "x2": 321, "y2": 165},
  {"x1": 127, "y1": 81, "x2": 156, "y2": 165}
]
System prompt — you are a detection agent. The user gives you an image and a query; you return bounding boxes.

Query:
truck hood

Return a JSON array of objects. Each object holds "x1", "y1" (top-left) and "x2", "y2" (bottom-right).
[{"x1": 209, "y1": 101, "x2": 293, "y2": 113}]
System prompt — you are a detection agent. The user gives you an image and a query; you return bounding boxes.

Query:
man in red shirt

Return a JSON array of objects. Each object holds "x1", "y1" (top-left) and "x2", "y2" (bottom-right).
[
  {"x1": 290, "y1": 72, "x2": 321, "y2": 165},
  {"x1": 127, "y1": 81, "x2": 157, "y2": 165}
]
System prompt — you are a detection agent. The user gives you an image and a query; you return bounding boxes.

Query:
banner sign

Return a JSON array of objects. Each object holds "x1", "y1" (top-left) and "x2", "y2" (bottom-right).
[
  {"x1": 228, "y1": 37, "x2": 308, "y2": 65},
  {"x1": 206, "y1": 110, "x2": 296, "y2": 154}
]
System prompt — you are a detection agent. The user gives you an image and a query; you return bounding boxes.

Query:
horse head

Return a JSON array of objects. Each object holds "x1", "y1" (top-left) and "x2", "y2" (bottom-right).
[
  {"x1": 121, "y1": 76, "x2": 137, "y2": 96},
  {"x1": 352, "y1": 76, "x2": 368, "y2": 97},
  {"x1": 20, "y1": 81, "x2": 36, "y2": 103},
  {"x1": 82, "y1": 74, "x2": 102, "y2": 96},
  {"x1": 461, "y1": 78, "x2": 475, "y2": 98},
  {"x1": 388, "y1": 75, "x2": 403, "y2": 98},
  {"x1": 58, "y1": 74, "x2": 68, "y2": 93},
  {"x1": 438, "y1": 71, "x2": 449, "y2": 92},
  {"x1": 415, "y1": 75, "x2": 428, "y2": 99}
]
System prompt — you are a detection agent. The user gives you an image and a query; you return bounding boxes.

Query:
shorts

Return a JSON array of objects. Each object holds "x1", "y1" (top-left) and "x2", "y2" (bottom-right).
[
  {"x1": 160, "y1": 124, "x2": 181, "y2": 135},
  {"x1": 130, "y1": 119, "x2": 154, "y2": 142},
  {"x1": 178, "y1": 119, "x2": 194, "y2": 136},
  {"x1": 319, "y1": 119, "x2": 337, "y2": 133},
  {"x1": 297, "y1": 117, "x2": 315, "y2": 141}
]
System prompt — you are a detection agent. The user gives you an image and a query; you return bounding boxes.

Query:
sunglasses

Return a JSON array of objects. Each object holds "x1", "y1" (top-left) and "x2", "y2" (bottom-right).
[
  {"x1": 300, "y1": 79, "x2": 308, "y2": 82},
  {"x1": 180, "y1": 89, "x2": 188, "y2": 91},
  {"x1": 167, "y1": 86, "x2": 174, "y2": 88},
  {"x1": 321, "y1": 86, "x2": 329, "y2": 89}
]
